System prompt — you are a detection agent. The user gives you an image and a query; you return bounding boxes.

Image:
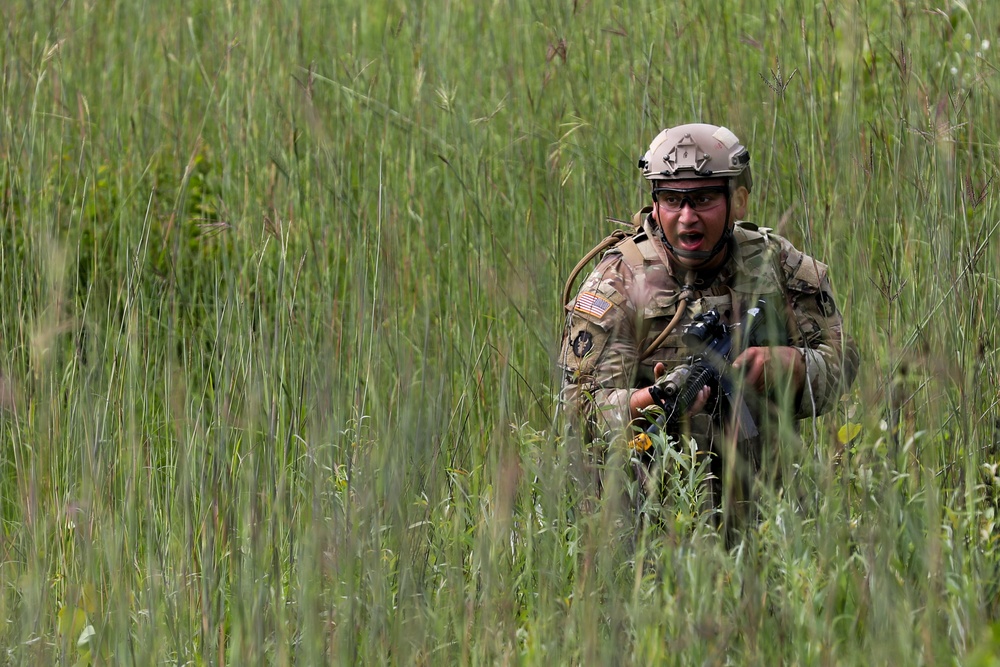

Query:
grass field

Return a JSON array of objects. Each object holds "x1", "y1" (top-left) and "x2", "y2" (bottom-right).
[{"x1": 2, "y1": 0, "x2": 1000, "y2": 663}]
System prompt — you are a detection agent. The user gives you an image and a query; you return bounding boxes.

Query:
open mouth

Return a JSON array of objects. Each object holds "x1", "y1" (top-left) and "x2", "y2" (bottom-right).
[{"x1": 677, "y1": 232, "x2": 705, "y2": 251}]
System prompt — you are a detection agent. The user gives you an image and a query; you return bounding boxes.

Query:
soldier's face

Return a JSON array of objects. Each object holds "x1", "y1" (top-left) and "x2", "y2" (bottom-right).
[{"x1": 651, "y1": 178, "x2": 747, "y2": 270}]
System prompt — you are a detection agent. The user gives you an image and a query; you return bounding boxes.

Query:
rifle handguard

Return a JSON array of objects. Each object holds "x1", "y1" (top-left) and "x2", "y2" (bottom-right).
[
  {"x1": 650, "y1": 364, "x2": 714, "y2": 419},
  {"x1": 628, "y1": 364, "x2": 715, "y2": 453}
]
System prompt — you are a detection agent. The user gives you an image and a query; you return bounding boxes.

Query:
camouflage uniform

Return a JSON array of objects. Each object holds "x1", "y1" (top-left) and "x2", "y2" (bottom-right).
[{"x1": 559, "y1": 211, "x2": 859, "y2": 505}]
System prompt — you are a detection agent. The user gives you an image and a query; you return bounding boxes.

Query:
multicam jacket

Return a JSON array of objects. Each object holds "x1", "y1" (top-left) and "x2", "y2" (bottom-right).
[{"x1": 559, "y1": 214, "x2": 859, "y2": 451}]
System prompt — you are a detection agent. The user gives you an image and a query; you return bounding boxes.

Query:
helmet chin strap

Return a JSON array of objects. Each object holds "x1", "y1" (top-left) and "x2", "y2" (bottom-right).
[{"x1": 652, "y1": 193, "x2": 734, "y2": 266}]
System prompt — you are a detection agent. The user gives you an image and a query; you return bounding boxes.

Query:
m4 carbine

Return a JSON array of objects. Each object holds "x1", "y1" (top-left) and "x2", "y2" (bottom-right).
[{"x1": 630, "y1": 301, "x2": 769, "y2": 453}]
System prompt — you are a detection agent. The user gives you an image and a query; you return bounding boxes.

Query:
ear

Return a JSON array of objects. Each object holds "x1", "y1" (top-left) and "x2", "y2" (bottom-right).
[{"x1": 730, "y1": 186, "x2": 749, "y2": 220}]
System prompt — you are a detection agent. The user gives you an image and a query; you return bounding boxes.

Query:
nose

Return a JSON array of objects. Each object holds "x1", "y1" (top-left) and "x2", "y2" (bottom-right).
[{"x1": 678, "y1": 202, "x2": 698, "y2": 223}]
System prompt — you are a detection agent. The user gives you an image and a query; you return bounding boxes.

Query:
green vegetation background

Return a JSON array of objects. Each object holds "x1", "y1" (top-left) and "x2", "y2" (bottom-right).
[{"x1": 1, "y1": 0, "x2": 999, "y2": 664}]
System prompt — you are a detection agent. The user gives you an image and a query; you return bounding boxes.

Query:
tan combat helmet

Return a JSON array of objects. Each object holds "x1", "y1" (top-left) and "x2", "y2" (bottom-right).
[
  {"x1": 637, "y1": 123, "x2": 752, "y2": 263},
  {"x1": 637, "y1": 123, "x2": 752, "y2": 192}
]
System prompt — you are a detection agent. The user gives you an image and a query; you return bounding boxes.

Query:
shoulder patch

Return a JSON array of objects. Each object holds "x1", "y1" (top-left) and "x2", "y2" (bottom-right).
[
  {"x1": 571, "y1": 330, "x2": 595, "y2": 357},
  {"x1": 816, "y1": 291, "x2": 837, "y2": 317},
  {"x1": 574, "y1": 291, "x2": 613, "y2": 319}
]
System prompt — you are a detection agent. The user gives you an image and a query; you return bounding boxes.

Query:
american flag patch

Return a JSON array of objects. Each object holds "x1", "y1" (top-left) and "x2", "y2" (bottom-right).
[{"x1": 574, "y1": 291, "x2": 613, "y2": 319}]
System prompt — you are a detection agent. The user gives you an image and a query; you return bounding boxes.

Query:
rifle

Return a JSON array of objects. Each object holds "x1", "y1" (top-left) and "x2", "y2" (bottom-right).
[{"x1": 630, "y1": 300, "x2": 769, "y2": 453}]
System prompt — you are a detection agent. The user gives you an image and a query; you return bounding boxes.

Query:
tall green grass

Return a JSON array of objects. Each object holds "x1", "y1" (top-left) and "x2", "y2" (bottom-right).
[{"x1": 1, "y1": 0, "x2": 999, "y2": 663}]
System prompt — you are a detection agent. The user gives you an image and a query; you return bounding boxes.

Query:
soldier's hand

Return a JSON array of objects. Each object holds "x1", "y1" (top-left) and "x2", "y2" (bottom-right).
[
  {"x1": 628, "y1": 363, "x2": 664, "y2": 418},
  {"x1": 629, "y1": 363, "x2": 711, "y2": 419},
  {"x1": 731, "y1": 346, "x2": 805, "y2": 394},
  {"x1": 688, "y1": 384, "x2": 711, "y2": 415}
]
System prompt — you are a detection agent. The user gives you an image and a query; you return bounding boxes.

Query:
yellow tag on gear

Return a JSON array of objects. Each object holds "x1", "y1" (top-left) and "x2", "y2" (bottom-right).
[{"x1": 630, "y1": 433, "x2": 654, "y2": 452}]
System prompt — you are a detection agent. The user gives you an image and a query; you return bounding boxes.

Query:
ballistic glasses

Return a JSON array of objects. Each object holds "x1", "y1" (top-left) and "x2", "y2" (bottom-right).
[{"x1": 651, "y1": 185, "x2": 728, "y2": 212}]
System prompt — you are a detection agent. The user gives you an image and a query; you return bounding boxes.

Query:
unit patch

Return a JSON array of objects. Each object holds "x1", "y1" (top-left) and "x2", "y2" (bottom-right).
[
  {"x1": 816, "y1": 292, "x2": 837, "y2": 317},
  {"x1": 574, "y1": 291, "x2": 613, "y2": 319},
  {"x1": 572, "y1": 331, "x2": 594, "y2": 358}
]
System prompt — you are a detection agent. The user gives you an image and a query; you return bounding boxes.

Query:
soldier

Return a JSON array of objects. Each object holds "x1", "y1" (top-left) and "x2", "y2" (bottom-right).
[{"x1": 559, "y1": 123, "x2": 859, "y2": 527}]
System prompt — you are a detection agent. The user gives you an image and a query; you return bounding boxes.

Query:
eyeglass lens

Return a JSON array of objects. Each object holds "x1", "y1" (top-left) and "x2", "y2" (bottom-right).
[{"x1": 653, "y1": 188, "x2": 726, "y2": 211}]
